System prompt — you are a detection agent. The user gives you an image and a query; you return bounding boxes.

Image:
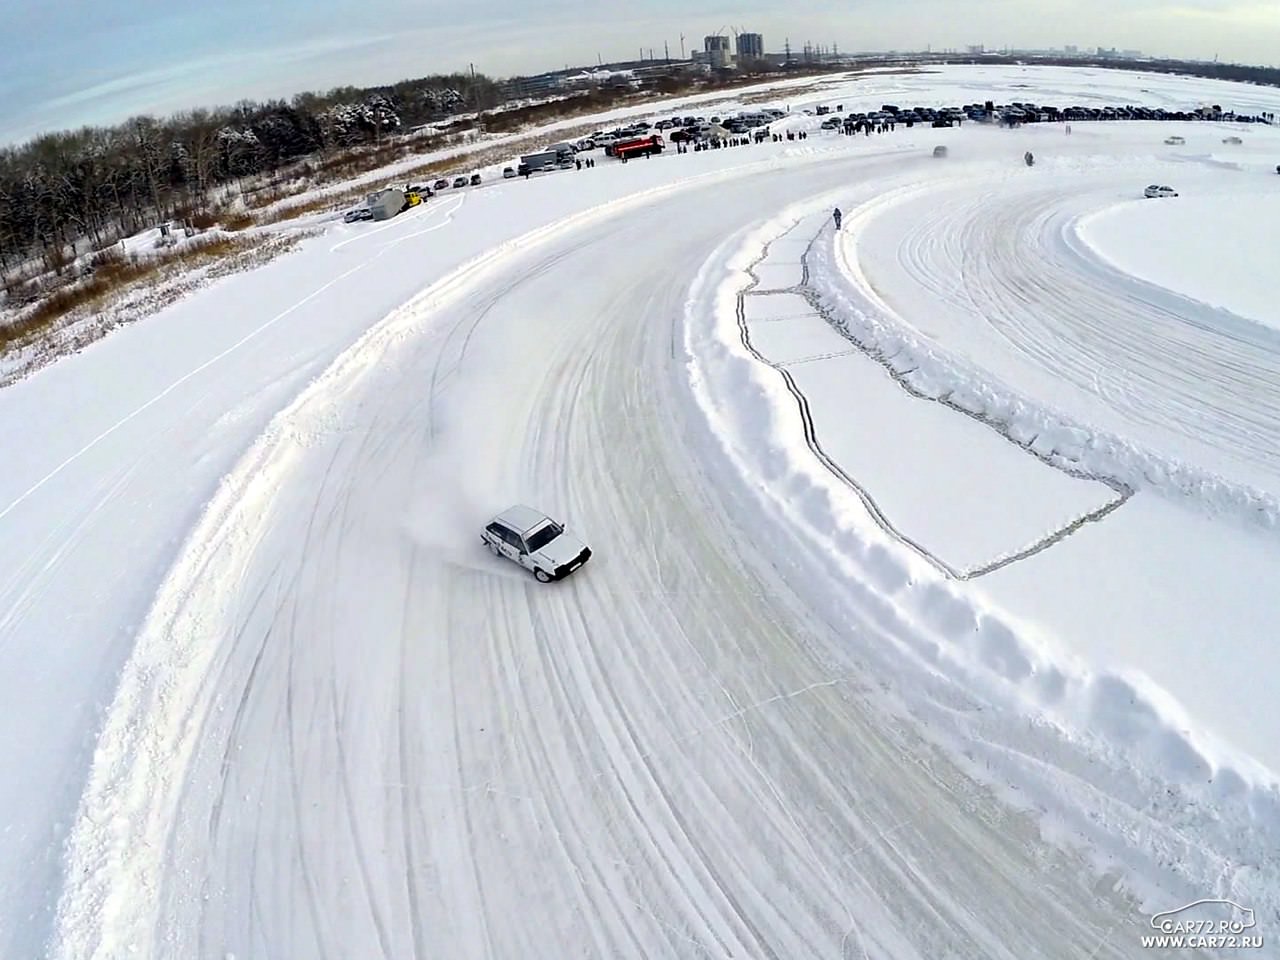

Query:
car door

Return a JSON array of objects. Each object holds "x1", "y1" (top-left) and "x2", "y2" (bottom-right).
[
  {"x1": 491, "y1": 523, "x2": 523, "y2": 563},
  {"x1": 514, "y1": 535, "x2": 537, "y2": 570}
]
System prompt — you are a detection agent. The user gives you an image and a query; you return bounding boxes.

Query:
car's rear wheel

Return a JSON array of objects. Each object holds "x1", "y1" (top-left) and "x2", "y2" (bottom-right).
[{"x1": 534, "y1": 568, "x2": 552, "y2": 583}]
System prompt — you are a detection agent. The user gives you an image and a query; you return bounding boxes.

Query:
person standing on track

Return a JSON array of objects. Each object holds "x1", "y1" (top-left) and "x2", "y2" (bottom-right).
[{"x1": 833, "y1": 207, "x2": 843, "y2": 230}]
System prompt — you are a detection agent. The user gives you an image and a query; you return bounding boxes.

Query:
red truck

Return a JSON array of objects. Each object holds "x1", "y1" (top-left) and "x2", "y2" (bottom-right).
[{"x1": 606, "y1": 134, "x2": 664, "y2": 160}]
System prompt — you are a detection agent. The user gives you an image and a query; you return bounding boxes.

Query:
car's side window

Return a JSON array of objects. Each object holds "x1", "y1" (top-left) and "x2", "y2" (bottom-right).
[{"x1": 493, "y1": 523, "x2": 517, "y2": 547}]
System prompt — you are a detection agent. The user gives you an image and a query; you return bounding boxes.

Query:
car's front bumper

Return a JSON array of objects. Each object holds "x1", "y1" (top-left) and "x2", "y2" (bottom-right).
[{"x1": 552, "y1": 548, "x2": 592, "y2": 580}]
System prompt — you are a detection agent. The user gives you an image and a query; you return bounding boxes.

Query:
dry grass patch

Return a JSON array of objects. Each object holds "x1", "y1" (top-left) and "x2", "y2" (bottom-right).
[
  {"x1": 221, "y1": 212, "x2": 255, "y2": 231},
  {"x1": 2, "y1": 235, "x2": 252, "y2": 353},
  {"x1": 1, "y1": 232, "x2": 307, "y2": 386}
]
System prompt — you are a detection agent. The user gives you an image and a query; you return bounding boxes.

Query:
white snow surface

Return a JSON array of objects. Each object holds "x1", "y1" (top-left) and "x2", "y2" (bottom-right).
[
  {"x1": 1078, "y1": 193, "x2": 1280, "y2": 332},
  {"x1": 0, "y1": 64, "x2": 1278, "y2": 958}
]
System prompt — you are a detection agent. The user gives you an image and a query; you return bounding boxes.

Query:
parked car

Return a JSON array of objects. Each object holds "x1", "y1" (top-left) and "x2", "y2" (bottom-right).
[
  {"x1": 453, "y1": 176, "x2": 468, "y2": 188},
  {"x1": 1144, "y1": 184, "x2": 1178, "y2": 198},
  {"x1": 481, "y1": 505, "x2": 591, "y2": 582},
  {"x1": 502, "y1": 166, "x2": 516, "y2": 178},
  {"x1": 470, "y1": 173, "x2": 482, "y2": 185},
  {"x1": 434, "y1": 179, "x2": 449, "y2": 190},
  {"x1": 343, "y1": 208, "x2": 373, "y2": 222}
]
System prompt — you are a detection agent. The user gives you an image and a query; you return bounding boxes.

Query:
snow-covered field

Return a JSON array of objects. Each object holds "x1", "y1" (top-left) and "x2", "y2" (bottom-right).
[{"x1": 2, "y1": 64, "x2": 1280, "y2": 958}]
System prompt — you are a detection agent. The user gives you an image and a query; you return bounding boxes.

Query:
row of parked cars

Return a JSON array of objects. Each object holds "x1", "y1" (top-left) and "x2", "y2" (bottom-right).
[
  {"x1": 658, "y1": 109, "x2": 785, "y2": 136},
  {"x1": 342, "y1": 171, "x2": 486, "y2": 222},
  {"x1": 1001, "y1": 102, "x2": 1271, "y2": 124},
  {"x1": 805, "y1": 99, "x2": 1274, "y2": 128},
  {"x1": 433, "y1": 173, "x2": 483, "y2": 191},
  {"x1": 574, "y1": 109, "x2": 786, "y2": 147}
]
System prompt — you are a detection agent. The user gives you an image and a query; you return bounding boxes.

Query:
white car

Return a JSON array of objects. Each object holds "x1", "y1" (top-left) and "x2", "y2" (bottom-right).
[
  {"x1": 1164, "y1": 135, "x2": 1185, "y2": 145},
  {"x1": 482, "y1": 505, "x2": 591, "y2": 582},
  {"x1": 1144, "y1": 184, "x2": 1178, "y2": 198}
]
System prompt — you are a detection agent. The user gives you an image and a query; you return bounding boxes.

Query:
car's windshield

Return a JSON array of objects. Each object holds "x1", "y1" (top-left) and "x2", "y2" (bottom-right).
[{"x1": 524, "y1": 522, "x2": 563, "y2": 553}]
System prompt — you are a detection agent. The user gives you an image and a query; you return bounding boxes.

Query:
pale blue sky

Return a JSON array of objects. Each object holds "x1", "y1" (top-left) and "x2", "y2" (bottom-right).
[{"x1": 2, "y1": 0, "x2": 1277, "y2": 145}]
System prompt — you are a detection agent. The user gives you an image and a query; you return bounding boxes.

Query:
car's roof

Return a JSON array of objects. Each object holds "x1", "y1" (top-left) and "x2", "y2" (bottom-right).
[{"x1": 494, "y1": 504, "x2": 553, "y2": 533}]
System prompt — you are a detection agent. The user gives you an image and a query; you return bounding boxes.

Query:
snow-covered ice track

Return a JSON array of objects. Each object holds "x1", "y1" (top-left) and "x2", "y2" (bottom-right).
[
  {"x1": 735, "y1": 219, "x2": 1132, "y2": 581},
  {"x1": 839, "y1": 171, "x2": 1280, "y2": 514},
  {"x1": 53, "y1": 160, "x2": 1188, "y2": 960}
]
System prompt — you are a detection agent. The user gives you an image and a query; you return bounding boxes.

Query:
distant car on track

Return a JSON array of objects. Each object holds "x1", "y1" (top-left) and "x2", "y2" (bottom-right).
[
  {"x1": 482, "y1": 505, "x2": 591, "y2": 582},
  {"x1": 1164, "y1": 135, "x2": 1185, "y2": 145},
  {"x1": 1144, "y1": 184, "x2": 1178, "y2": 198}
]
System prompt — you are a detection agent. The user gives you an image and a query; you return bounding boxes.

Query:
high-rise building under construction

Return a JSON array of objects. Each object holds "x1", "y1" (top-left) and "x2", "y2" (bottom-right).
[{"x1": 736, "y1": 32, "x2": 764, "y2": 60}]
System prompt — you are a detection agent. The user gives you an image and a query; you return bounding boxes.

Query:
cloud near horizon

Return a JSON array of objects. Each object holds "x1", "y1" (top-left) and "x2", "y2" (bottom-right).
[{"x1": 1, "y1": 0, "x2": 1276, "y2": 145}]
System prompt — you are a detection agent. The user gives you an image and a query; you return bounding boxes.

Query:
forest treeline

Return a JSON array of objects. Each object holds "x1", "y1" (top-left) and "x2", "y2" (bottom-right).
[
  {"x1": 0, "y1": 72, "x2": 501, "y2": 280},
  {"x1": 4, "y1": 53, "x2": 1276, "y2": 287}
]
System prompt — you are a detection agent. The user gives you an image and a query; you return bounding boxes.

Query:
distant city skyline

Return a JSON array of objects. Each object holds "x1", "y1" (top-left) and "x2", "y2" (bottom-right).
[{"x1": 2, "y1": 0, "x2": 1278, "y2": 145}]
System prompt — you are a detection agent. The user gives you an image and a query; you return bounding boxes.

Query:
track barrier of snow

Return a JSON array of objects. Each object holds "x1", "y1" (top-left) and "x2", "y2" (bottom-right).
[
  {"x1": 817, "y1": 192, "x2": 1280, "y2": 534},
  {"x1": 680, "y1": 197, "x2": 1280, "y2": 924}
]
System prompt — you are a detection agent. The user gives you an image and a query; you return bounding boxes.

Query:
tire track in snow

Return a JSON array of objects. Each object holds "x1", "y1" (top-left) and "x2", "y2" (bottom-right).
[{"x1": 56, "y1": 159, "x2": 1174, "y2": 960}]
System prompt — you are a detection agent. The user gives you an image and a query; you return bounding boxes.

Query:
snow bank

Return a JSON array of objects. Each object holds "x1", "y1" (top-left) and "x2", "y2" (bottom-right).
[
  {"x1": 1076, "y1": 193, "x2": 1280, "y2": 333},
  {"x1": 681, "y1": 198, "x2": 1280, "y2": 926},
  {"x1": 812, "y1": 214, "x2": 1280, "y2": 533},
  {"x1": 741, "y1": 237, "x2": 1121, "y2": 576}
]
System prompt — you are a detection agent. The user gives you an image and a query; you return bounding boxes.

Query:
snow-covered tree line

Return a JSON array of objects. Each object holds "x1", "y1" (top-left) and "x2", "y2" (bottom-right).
[{"x1": 0, "y1": 74, "x2": 492, "y2": 278}]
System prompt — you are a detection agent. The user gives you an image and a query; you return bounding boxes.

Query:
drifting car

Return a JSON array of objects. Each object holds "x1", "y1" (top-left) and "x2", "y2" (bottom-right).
[
  {"x1": 482, "y1": 505, "x2": 591, "y2": 582},
  {"x1": 1144, "y1": 184, "x2": 1178, "y2": 198}
]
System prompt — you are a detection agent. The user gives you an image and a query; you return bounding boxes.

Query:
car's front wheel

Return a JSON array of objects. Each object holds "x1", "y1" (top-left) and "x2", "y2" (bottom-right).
[{"x1": 533, "y1": 568, "x2": 552, "y2": 583}]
